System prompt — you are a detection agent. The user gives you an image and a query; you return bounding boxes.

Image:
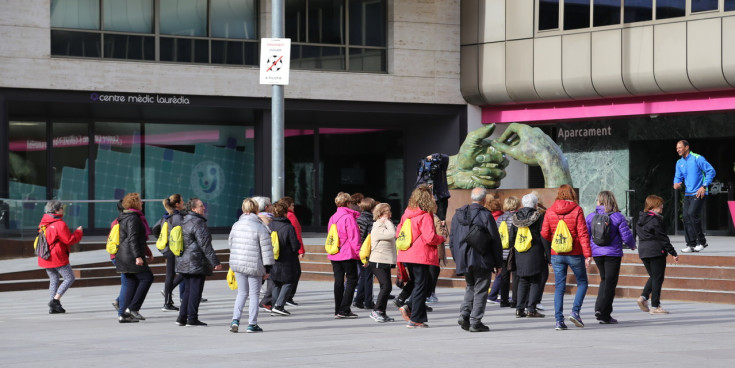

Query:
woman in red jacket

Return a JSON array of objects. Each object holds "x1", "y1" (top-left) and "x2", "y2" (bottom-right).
[
  {"x1": 37, "y1": 200, "x2": 83, "y2": 314},
  {"x1": 396, "y1": 185, "x2": 445, "y2": 328},
  {"x1": 541, "y1": 185, "x2": 591, "y2": 331}
]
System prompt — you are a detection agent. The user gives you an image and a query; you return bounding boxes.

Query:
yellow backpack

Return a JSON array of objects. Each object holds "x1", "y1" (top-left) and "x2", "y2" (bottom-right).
[
  {"x1": 498, "y1": 221, "x2": 509, "y2": 250},
  {"x1": 271, "y1": 231, "x2": 280, "y2": 260},
  {"x1": 359, "y1": 233, "x2": 372, "y2": 264},
  {"x1": 106, "y1": 223, "x2": 120, "y2": 255},
  {"x1": 226, "y1": 268, "x2": 238, "y2": 290},
  {"x1": 168, "y1": 225, "x2": 184, "y2": 256},
  {"x1": 325, "y1": 223, "x2": 340, "y2": 255},
  {"x1": 551, "y1": 218, "x2": 574, "y2": 253},
  {"x1": 514, "y1": 226, "x2": 532, "y2": 252},
  {"x1": 395, "y1": 218, "x2": 413, "y2": 251},
  {"x1": 155, "y1": 221, "x2": 169, "y2": 250}
]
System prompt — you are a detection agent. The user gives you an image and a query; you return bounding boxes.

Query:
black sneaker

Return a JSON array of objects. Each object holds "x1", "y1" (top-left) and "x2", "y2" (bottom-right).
[
  {"x1": 516, "y1": 309, "x2": 527, "y2": 318},
  {"x1": 353, "y1": 302, "x2": 365, "y2": 309},
  {"x1": 392, "y1": 298, "x2": 405, "y2": 308},
  {"x1": 186, "y1": 320, "x2": 208, "y2": 327},
  {"x1": 162, "y1": 304, "x2": 179, "y2": 312},
  {"x1": 469, "y1": 322, "x2": 490, "y2": 332},
  {"x1": 425, "y1": 305, "x2": 433, "y2": 312},
  {"x1": 126, "y1": 308, "x2": 145, "y2": 320},
  {"x1": 527, "y1": 311, "x2": 545, "y2": 318},
  {"x1": 118, "y1": 314, "x2": 139, "y2": 323},
  {"x1": 112, "y1": 300, "x2": 119, "y2": 311},
  {"x1": 285, "y1": 299, "x2": 299, "y2": 306},
  {"x1": 499, "y1": 301, "x2": 511, "y2": 308},
  {"x1": 271, "y1": 306, "x2": 291, "y2": 316},
  {"x1": 175, "y1": 318, "x2": 187, "y2": 326},
  {"x1": 336, "y1": 312, "x2": 358, "y2": 319},
  {"x1": 458, "y1": 317, "x2": 470, "y2": 331}
]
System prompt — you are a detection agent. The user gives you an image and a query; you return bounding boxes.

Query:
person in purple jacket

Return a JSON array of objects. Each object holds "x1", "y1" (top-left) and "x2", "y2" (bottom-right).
[
  {"x1": 586, "y1": 191, "x2": 635, "y2": 324},
  {"x1": 327, "y1": 192, "x2": 362, "y2": 319}
]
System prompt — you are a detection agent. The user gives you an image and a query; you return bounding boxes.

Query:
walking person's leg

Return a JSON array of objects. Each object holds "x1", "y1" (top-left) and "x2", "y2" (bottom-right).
[
  {"x1": 470, "y1": 267, "x2": 492, "y2": 327},
  {"x1": 233, "y1": 272, "x2": 248, "y2": 322},
  {"x1": 459, "y1": 268, "x2": 476, "y2": 323},
  {"x1": 594, "y1": 256, "x2": 607, "y2": 319},
  {"x1": 247, "y1": 276, "x2": 262, "y2": 326},
  {"x1": 340, "y1": 260, "x2": 359, "y2": 314},
  {"x1": 551, "y1": 256, "x2": 568, "y2": 323},
  {"x1": 650, "y1": 256, "x2": 667, "y2": 308},
  {"x1": 331, "y1": 260, "x2": 346, "y2": 315},
  {"x1": 408, "y1": 263, "x2": 429, "y2": 324},
  {"x1": 601, "y1": 256, "x2": 622, "y2": 321},
  {"x1": 370, "y1": 266, "x2": 392, "y2": 314},
  {"x1": 129, "y1": 269, "x2": 153, "y2": 313},
  {"x1": 569, "y1": 255, "x2": 588, "y2": 323},
  {"x1": 686, "y1": 196, "x2": 707, "y2": 248},
  {"x1": 45, "y1": 267, "x2": 61, "y2": 302}
]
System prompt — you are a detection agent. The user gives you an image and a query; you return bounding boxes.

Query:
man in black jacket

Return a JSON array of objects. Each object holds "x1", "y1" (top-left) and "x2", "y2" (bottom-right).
[{"x1": 449, "y1": 187, "x2": 502, "y2": 332}]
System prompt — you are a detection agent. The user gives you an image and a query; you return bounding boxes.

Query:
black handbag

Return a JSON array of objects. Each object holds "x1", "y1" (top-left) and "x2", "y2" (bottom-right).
[{"x1": 462, "y1": 210, "x2": 490, "y2": 255}]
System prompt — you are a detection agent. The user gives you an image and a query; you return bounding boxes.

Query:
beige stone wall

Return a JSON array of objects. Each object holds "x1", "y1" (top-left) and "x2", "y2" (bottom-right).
[{"x1": 0, "y1": 0, "x2": 464, "y2": 105}]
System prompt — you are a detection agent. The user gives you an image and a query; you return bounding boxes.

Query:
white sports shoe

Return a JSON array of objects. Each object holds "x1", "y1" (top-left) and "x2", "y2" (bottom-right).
[
  {"x1": 681, "y1": 246, "x2": 695, "y2": 253},
  {"x1": 694, "y1": 244, "x2": 707, "y2": 252}
]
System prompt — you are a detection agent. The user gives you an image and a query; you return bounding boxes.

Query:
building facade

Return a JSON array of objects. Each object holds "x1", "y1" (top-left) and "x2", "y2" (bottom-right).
[
  {"x1": 1, "y1": 0, "x2": 469, "y2": 236},
  {"x1": 462, "y1": 0, "x2": 735, "y2": 235}
]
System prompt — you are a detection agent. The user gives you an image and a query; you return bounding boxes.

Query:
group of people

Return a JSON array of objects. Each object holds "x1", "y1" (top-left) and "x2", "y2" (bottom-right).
[{"x1": 33, "y1": 139, "x2": 714, "y2": 332}]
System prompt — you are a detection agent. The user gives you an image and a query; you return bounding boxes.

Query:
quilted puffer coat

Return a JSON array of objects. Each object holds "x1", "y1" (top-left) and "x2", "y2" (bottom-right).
[
  {"x1": 175, "y1": 212, "x2": 221, "y2": 275},
  {"x1": 228, "y1": 213, "x2": 275, "y2": 276}
]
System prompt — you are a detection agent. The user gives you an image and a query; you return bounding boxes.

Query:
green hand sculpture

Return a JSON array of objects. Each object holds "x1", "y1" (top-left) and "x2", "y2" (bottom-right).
[
  {"x1": 447, "y1": 124, "x2": 509, "y2": 189},
  {"x1": 490, "y1": 123, "x2": 573, "y2": 188}
]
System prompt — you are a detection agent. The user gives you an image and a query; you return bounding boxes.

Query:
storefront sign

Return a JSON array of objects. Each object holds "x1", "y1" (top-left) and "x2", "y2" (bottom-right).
[
  {"x1": 259, "y1": 38, "x2": 291, "y2": 85},
  {"x1": 557, "y1": 126, "x2": 612, "y2": 141},
  {"x1": 89, "y1": 92, "x2": 191, "y2": 105}
]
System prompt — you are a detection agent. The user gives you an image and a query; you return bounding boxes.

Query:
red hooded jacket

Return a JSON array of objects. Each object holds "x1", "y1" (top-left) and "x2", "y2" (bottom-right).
[
  {"x1": 541, "y1": 200, "x2": 591, "y2": 257},
  {"x1": 37, "y1": 213, "x2": 83, "y2": 268},
  {"x1": 396, "y1": 207, "x2": 445, "y2": 266}
]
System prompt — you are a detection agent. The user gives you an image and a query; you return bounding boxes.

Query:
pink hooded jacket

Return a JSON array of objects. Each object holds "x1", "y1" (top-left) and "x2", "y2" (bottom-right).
[{"x1": 326, "y1": 206, "x2": 361, "y2": 261}]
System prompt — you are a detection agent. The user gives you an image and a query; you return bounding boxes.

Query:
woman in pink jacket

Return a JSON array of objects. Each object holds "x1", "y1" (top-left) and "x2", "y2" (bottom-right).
[
  {"x1": 396, "y1": 185, "x2": 445, "y2": 328},
  {"x1": 327, "y1": 192, "x2": 361, "y2": 318},
  {"x1": 37, "y1": 200, "x2": 83, "y2": 314}
]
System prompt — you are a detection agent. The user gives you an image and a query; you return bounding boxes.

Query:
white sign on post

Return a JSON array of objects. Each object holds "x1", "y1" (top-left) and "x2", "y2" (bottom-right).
[{"x1": 259, "y1": 38, "x2": 291, "y2": 85}]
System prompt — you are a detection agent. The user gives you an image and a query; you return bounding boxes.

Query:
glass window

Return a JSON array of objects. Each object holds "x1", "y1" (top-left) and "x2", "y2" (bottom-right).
[
  {"x1": 657, "y1": 0, "x2": 685, "y2": 19},
  {"x1": 348, "y1": 48, "x2": 385, "y2": 72},
  {"x1": 143, "y1": 124, "x2": 255, "y2": 227},
  {"x1": 727, "y1": 0, "x2": 735, "y2": 11},
  {"x1": 624, "y1": 0, "x2": 652, "y2": 23},
  {"x1": 593, "y1": 0, "x2": 620, "y2": 27},
  {"x1": 160, "y1": 37, "x2": 209, "y2": 63},
  {"x1": 52, "y1": 123, "x2": 89, "y2": 228},
  {"x1": 564, "y1": 0, "x2": 590, "y2": 30},
  {"x1": 8, "y1": 122, "x2": 47, "y2": 231},
  {"x1": 103, "y1": 34, "x2": 155, "y2": 60},
  {"x1": 285, "y1": 0, "x2": 307, "y2": 42},
  {"x1": 308, "y1": 0, "x2": 344, "y2": 44},
  {"x1": 691, "y1": 0, "x2": 718, "y2": 12},
  {"x1": 210, "y1": 0, "x2": 257, "y2": 39},
  {"x1": 291, "y1": 45, "x2": 345, "y2": 70},
  {"x1": 211, "y1": 40, "x2": 258, "y2": 65},
  {"x1": 93, "y1": 122, "x2": 141, "y2": 228},
  {"x1": 160, "y1": 0, "x2": 207, "y2": 36},
  {"x1": 539, "y1": 0, "x2": 560, "y2": 30},
  {"x1": 51, "y1": 0, "x2": 100, "y2": 30},
  {"x1": 349, "y1": 0, "x2": 385, "y2": 47},
  {"x1": 51, "y1": 30, "x2": 102, "y2": 57},
  {"x1": 102, "y1": 0, "x2": 153, "y2": 33}
]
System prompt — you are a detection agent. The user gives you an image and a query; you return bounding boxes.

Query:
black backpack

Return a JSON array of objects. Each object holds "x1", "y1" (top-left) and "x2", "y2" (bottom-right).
[
  {"x1": 462, "y1": 209, "x2": 491, "y2": 255},
  {"x1": 590, "y1": 212, "x2": 612, "y2": 246}
]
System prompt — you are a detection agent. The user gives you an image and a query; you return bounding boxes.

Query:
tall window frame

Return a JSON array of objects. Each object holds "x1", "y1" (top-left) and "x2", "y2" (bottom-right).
[{"x1": 50, "y1": 0, "x2": 260, "y2": 66}]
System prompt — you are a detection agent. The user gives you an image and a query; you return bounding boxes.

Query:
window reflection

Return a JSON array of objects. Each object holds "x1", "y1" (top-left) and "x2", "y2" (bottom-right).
[
  {"x1": 691, "y1": 0, "x2": 718, "y2": 12},
  {"x1": 159, "y1": 0, "x2": 207, "y2": 36},
  {"x1": 210, "y1": 0, "x2": 257, "y2": 39},
  {"x1": 51, "y1": 0, "x2": 100, "y2": 29},
  {"x1": 52, "y1": 123, "x2": 89, "y2": 228},
  {"x1": 624, "y1": 0, "x2": 652, "y2": 23},
  {"x1": 564, "y1": 0, "x2": 590, "y2": 30},
  {"x1": 657, "y1": 0, "x2": 685, "y2": 19},
  {"x1": 593, "y1": 0, "x2": 620, "y2": 27},
  {"x1": 727, "y1": 0, "x2": 735, "y2": 11},
  {"x1": 103, "y1": 0, "x2": 153, "y2": 33},
  {"x1": 539, "y1": 0, "x2": 560, "y2": 30}
]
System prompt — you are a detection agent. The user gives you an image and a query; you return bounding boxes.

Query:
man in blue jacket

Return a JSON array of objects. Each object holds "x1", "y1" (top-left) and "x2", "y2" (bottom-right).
[
  {"x1": 673, "y1": 140, "x2": 716, "y2": 253},
  {"x1": 449, "y1": 187, "x2": 502, "y2": 332}
]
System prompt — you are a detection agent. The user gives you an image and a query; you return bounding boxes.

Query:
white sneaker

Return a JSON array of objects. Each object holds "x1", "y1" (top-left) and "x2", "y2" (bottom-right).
[
  {"x1": 681, "y1": 246, "x2": 695, "y2": 253},
  {"x1": 694, "y1": 244, "x2": 707, "y2": 252},
  {"x1": 536, "y1": 303, "x2": 545, "y2": 311}
]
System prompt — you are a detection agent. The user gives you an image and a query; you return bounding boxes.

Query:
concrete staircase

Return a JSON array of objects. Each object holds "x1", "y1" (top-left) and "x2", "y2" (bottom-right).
[{"x1": 3, "y1": 239, "x2": 734, "y2": 305}]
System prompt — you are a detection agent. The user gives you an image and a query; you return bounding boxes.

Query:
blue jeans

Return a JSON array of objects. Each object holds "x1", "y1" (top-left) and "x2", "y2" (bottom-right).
[{"x1": 551, "y1": 255, "x2": 588, "y2": 322}]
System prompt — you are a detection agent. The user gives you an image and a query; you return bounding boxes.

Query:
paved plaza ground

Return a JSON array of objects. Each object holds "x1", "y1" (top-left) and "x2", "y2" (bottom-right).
[{"x1": 1, "y1": 280, "x2": 734, "y2": 367}]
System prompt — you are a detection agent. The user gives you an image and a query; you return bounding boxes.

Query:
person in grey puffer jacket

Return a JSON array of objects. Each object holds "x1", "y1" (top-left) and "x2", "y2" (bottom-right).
[
  {"x1": 175, "y1": 198, "x2": 222, "y2": 327},
  {"x1": 228, "y1": 198, "x2": 274, "y2": 333},
  {"x1": 586, "y1": 191, "x2": 636, "y2": 324}
]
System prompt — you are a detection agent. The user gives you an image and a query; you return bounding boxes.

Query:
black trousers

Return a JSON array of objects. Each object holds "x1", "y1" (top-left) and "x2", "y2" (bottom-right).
[
  {"x1": 286, "y1": 259, "x2": 301, "y2": 301},
  {"x1": 163, "y1": 252, "x2": 184, "y2": 298},
  {"x1": 511, "y1": 271, "x2": 519, "y2": 306},
  {"x1": 641, "y1": 255, "x2": 667, "y2": 308},
  {"x1": 682, "y1": 196, "x2": 706, "y2": 247},
  {"x1": 428, "y1": 265, "x2": 440, "y2": 295},
  {"x1": 354, "y1": 264, "x2": 375, "y2": 306},
  {"x1": 406, "y1": 263, "x2": 430, "y2": 323},
  {"x1": 178, "y1": 274, "x2": 205, "y2": 322},
  {"x1": 369, "y1": 264, "x2": 392, "y2": 313},
  {"x1": 535, "y1": 265, "x2": 549, "y2": 305},
  {"x1": 331, "y1": 259, "x2": 358, "y2": 315},
  {"x1": 593, "y1": 255, "x2": 622, "y2": 321},
  {"x1": 516, "y1": 273, "x2": 542, "y2": 313},
  {"x1": 121, "y1": 269, "x2": 153, "y2": 313}
]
